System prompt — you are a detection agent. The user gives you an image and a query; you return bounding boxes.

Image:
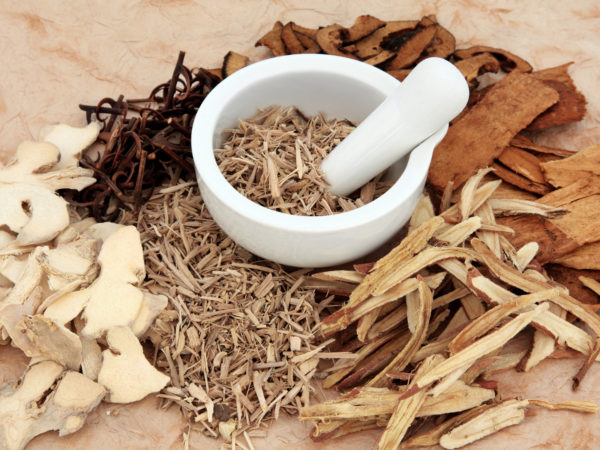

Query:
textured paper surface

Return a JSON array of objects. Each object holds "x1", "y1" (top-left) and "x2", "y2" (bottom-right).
[{"x1": 0, "y1": 1, "x2": 599, "y2": 448}]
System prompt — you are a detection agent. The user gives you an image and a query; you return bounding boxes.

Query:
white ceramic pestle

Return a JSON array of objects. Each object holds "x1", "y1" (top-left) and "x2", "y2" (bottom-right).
[{"x1": 320, "y1": 57, "x2": 470, "y2": 196}]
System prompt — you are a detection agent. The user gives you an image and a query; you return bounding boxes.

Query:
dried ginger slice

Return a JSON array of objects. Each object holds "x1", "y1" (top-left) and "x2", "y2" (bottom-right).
[{"x1": 428, "y1": 71, "x2": 559, "y2": 190}]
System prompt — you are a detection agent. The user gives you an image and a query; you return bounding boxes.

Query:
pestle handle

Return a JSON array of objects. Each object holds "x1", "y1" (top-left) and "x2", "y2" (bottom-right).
[{"x1": 320, "y1": 57, "x2": 470, "y2": 196}]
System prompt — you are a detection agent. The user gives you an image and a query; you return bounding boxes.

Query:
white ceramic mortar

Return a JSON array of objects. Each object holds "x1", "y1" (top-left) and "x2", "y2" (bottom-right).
[{"x1": 191, "y1": 54, "x2": 447, "y2": 267}]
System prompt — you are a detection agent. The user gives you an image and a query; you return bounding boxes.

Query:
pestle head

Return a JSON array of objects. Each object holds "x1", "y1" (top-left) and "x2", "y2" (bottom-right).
[{"x1": 320, "y1": 57, "x2": 470, "y2": 196}]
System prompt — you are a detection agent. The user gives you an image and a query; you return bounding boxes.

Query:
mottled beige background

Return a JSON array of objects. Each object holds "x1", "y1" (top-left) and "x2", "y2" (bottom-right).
[{"x1": 0, "y1": 0, "x2": 599, "y2": 449}]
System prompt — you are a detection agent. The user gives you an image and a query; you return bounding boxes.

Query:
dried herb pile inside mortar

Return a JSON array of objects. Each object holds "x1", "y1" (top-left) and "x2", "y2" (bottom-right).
[{"x1": 216, "y1": 106, "x2": 392, "y2": 216}]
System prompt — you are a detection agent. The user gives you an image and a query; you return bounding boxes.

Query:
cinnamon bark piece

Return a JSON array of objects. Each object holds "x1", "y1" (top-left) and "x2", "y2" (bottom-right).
[
  {"x1": 541, "y1": 144, "x2": 600, "y2": 187},
  {"x1": 428, "y1": 71, "x2": 559, "y2": 190},
  {"x1": 528, "y1": 63, "x2": 587, "y2": 130}
]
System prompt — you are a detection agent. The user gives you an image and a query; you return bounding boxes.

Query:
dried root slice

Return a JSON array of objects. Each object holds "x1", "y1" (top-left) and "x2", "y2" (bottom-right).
[
  {"x1": 301, "y1": 380, "x2": 493, "y2": 424},
  {"x1": 0, "y1": 361, "x2": 105, "y2": 450},
  {"x1": 20, "y1": 315, "x2": 82, "y2": 370},
  {"x1": 368, "y1": 280, "x2": 432, "y2": 387},
  {"x1": 579, "y1": 275, "x2": 600, "y2": 295},
  {"x1": 372, "y1": 246, "x2": 478, "y2": 297},
  {"x1": 416, "y1": 380, "x2": 495, "y2": 417},
  {"x1": 0, "y1": 140, "x2": 95, "y2": 191},
  {"x1": 412, "y1": 303, "x2": 548, "y2": 392},
  {"x1": 487, "y1": 198, "x2": 563, "y2": 217},
  {"x1": 449, "y1": 289, "x2": 558, "y2": 353},
  {"x1": 472, "y1": 238, "x2": 600, "y2": 336},
  {"x1": 378, "y1": 355, "x2": 443, "y2": 449},
  {"x1": 529, "y1": 399, "x2": 598, "y2": 414},
  {"x1": 572, "y1": 338, "x2": 600, "y2": 390},
  {"x1": 439, "y1": 399, "x2": 528, "y2": 449},
  {"x1": 98, "y1": 326, "x2": 169, "y2": 403},
  {"x1": 409, "y1": 194, "x2": 435, "y2": 231},
  {"x1": 347, "y1": 216, "x2": 444, "y2": 306},
  {"x1": 520, "y1": 329, "x2": 556, "y2": 372},
  {"x1": 403, "y1": 404, "x2": 494, "y2": 447}
]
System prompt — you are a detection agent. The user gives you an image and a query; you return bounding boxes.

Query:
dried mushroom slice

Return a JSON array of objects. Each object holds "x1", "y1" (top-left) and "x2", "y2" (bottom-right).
[
  {"x1": 344, "y1": 15, "x2": 385, "y2": 43},
  {"x1": 255, "y1": 21, "x2": 286, "y2": 56},
  {"x1": 383, "y1": 22, "x2": 437, "y2": 70},
  {"x1": 281, "y1": 22, "x2": 306, "y2": 54},
  {"x1": 424, "y1": 22, "x2": 456, "y2": 58},
  {"x1": 453, "y1": 53, "x2": 500, "y2": 86},
  {"x1": 295, "y1": 31, "x2": 320, "y2": 53},
  {"x1": 221, "y1": 51, "x2": 249, "y2": 78},
  {"x1": 316, "y1": 24, "x2": 358, "y2": 59},
  {"x1": 98, "y1": 326, "x2": 169, "y2": 403},
  {"x1": 453, "y1": 45, "x2": 533, "y2": 73}
]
